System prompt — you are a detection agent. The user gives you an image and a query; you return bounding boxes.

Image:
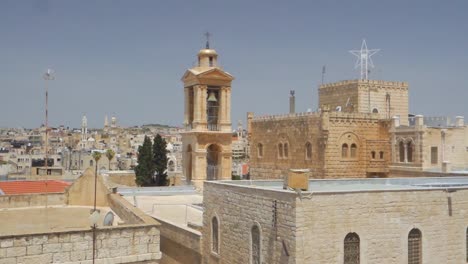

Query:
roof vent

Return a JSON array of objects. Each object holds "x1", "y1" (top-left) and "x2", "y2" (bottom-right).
[{"x1": 283, "y1": 169, "x2": 310, "y2": 191}]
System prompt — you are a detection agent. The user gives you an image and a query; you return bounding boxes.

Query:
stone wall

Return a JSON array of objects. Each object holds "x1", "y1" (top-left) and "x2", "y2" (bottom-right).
[
  {"x1": 204, "y1": 180, "x2": 468, "y2": 264},
  {"x1": 319, "y1": 80, "x2": 409, "y2": 125},
  {"x1": 296, "y1": 188, "x2": 468, "y2": 263},
  {"x1": 157, "y1": 219, "x2": 201, "y2": 264},
  {"x1": 202, "y1": 182, "x2": 297, "y2": 264},
  {"x1": 0, "y1": 225, "x2": 161, "y2": 264},
  {"x1": 249, "y1": 112, "x2": 389, "y2": 179},
  {"x1": 250, "y1": 113, "x2": 323, "y2": 179},
  {"x1": 0, "y1": 193, "x2": 66, "y2": 209}
]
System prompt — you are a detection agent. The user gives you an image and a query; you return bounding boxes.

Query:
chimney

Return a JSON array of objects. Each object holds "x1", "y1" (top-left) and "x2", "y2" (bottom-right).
[
  {"x1": 392, "y1": 116, "x2": 400, "y2": 128},
  {"x1": 455, "y1": 116, "x2": 464, "y2": 127},
  {"x1": 289, "y1": 90, "x2": 295, "y2": 114},
  {"x1": 415, "y1": 115, "x2": 424, "y2": 127}
]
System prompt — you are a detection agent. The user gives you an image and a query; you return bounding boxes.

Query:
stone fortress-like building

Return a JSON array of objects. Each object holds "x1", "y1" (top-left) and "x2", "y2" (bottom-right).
[
  {"x1": 181, "y1": 41, "x2": 234, "y2": 189},
  {"x1": 249, "y1": 79, "x2": 468, "y2": 179}
]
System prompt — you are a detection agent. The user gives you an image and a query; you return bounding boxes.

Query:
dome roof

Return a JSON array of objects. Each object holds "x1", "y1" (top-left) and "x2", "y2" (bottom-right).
[{"x1": 198, "y1": 49, "x2": 218, "y2": 57}]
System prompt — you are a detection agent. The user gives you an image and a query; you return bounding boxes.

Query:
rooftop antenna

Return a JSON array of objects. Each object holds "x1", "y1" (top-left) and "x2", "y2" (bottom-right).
[
  {"x1": 321, "y1": 65, "x2": 326, "y2": 84},
  {"x1": 349, "y1": 39, "x2": 380, "y2": 80},
  {"x1": 204, "y1": 31, "x2": 211, "y2": 49}
]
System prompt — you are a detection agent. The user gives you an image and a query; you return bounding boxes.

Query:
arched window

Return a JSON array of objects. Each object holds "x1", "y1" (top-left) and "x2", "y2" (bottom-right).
[
  {"x1": 399, "y1": 141, "x2": 405, "y2": 162},
  {"x1": 372, "y1": 108, "x2": 379, "y2": 113},
  {"x1": 379, "y1": 151, "x2": 384, "y2": 159},
  {"x1": 407, "y1": 142, "x2": 413, "y2": 163},
  {"x1": 251, "y1": 224, "x2": 261, "y2": 264},
  {"x1": 305, "y1": 142, "x2": 312, "y2": 160},
  {"x1": 257, "y1": 143, "x2": 263, "y2": 158},
  {"x1": 344, "y1": 232, "x2": 360, "y2": 264},
  {"x1": 342, "y1": 144, "x2": 348, "y2": 158},
  {"x1": 371, "y1": 151, "x2": 376, "y2": 159},
  {"x1": 90, "y1": 160, "x2": 93, "y2": 167},
  {"x1": 283, "y1": 143, "x2": 289, "y2": 158},
  {"x1": 350, "y1": 144, "x2": 357, "y2": 158},
  {"x1": 408, "y1": 228, "x2": 422, "y2": 264},
  {"x1": 278, "y1": 143, "x2": 283, "y2": 158},
  {"x1": 211, "y1": 216, "x2": 219, "y2": 254}
]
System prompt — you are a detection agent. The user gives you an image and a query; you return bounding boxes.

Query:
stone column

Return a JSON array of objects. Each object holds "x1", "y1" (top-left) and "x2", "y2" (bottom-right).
[
  {"x1": 184, "y1": 88, "x2": 190, "y2": 128},
  {"x1": 193, "y1": 85, "x2": 200, "y2": 123},
  {"x1": 219, "y1": 87, "x2": 226, "y2": 124},
  {"x1": 226, "y1": 88, "x2": 231, "y2": 125},
  {"x1": 200, "y1": 85, "x2": 208, "y2": 127},
  {"x1": 404, "y1": 143, "x2": 408, "y2": 163}
]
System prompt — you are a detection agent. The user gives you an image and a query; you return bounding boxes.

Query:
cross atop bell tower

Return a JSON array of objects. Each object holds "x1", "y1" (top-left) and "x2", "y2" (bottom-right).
[
  {"x1": 180, "y1": 36, "x2": 234, "y2": 189},
  {"x1": 204, "y1": 31, "x2": 211, "y2": 49}
]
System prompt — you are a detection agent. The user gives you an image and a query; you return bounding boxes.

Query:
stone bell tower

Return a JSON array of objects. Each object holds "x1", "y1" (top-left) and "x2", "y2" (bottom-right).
[{"x1": 181, "y1": 37, "x2": 234, "y2": 189}]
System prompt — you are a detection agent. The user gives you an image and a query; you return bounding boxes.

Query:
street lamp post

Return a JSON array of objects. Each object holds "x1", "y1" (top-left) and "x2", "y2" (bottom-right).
[{"x1": 91, "y1": 151, "x2": 102, "y2": 263}]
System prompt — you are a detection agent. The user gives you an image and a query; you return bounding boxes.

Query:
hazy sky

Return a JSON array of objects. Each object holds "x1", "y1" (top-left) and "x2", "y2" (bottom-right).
[{"x1": 1, "y1": 0, "x2": 467, "y2": 129}]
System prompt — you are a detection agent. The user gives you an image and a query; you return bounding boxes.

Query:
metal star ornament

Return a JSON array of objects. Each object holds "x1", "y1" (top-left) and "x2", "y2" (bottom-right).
[{"x1": 349, "y1": 39, "x2": 380, "y2": 80}]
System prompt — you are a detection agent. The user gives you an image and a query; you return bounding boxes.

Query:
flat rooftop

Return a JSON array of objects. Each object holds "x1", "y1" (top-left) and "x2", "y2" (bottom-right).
[
  {"x1": 0, "y1": 205, "x2": 120, "y2": 236},
  {"x1": 212, "y1": 177, "x2": 468, "y2": 193}
]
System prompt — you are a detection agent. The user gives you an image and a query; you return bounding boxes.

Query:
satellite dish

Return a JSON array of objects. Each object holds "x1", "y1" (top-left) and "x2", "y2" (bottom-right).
[
  {"x1": 103, "y1": 211, "x2": 114, "y2": 226},
  {"x1": 335, "y1": 106, "x2": 342, "y2": 112}
]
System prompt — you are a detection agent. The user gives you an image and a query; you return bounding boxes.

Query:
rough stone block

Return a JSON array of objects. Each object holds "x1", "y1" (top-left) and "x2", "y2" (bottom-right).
[
  {"x1": 0, "y1": 257, "x2": 17, "y2": 264},
  {"x1": 58, "y1": 233, "x2": 70, "y2": 243},
  {"x1": 148, "y1": 243, "x2": 159, "y2": 253},
  {"x1": 42, "y1": 243, "x2": 61, "y2": 253},
  {"x1": 70, "y1": 250, "x2": 87, "y2": 262},
  {"x1": 61, "y1": 242, "x2": 73, "y2": 252},
  {"x1": 31, "y1": 235, "x2": 47, "y2": 245},
  {"x1": 14, "y1": 237, "x2": 30, "y2": 247},
  {"x1": 53, "y1": 252, "x2": 70, "y2": 263},
  {"x1": 26, "y1": 245, "x2": 42, "y2": 255},
  {"x1": 0, "y1": 239, "x2": 13, "y2": 248},
  {"x1": 70, "y1": 233, "x2": 83, "y2": 242},
  {"x1": 6, "y1": 246, "x2": 26, "y2": 257},
  {"x1": 73, "y1": 241, "x2": 89, "y2": 251}
]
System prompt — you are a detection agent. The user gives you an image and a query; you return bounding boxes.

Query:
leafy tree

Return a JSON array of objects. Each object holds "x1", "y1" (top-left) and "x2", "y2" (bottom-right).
[
  {"x1": 153, "y1": 134, "x2": 168, "y2": 186},
  {"x1": 134, "y1": 136, "x2": 154, "y2": 186},
  {"x1": 105, "y1": 149, "x2": 115, "y2": 170}
]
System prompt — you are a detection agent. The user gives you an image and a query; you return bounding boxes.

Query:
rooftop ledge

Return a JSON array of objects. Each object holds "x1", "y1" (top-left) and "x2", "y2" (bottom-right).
[{"x1": 205, "y1": 177, "x2": 468, "y2": 194}]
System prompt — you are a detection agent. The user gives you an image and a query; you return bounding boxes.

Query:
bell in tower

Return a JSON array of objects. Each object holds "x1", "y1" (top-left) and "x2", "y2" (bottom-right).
[{"x1": 180, "y1": 34, "x2": 234, "y2": 189}]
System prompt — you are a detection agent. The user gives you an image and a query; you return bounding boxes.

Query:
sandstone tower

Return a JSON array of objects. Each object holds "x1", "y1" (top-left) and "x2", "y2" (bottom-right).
[
  {"x1": 181, "y1": 41, "x2": 234, "y2": 188},
  {"x1": 318, "y1": 79, "x2": 409, "y2": 125}
]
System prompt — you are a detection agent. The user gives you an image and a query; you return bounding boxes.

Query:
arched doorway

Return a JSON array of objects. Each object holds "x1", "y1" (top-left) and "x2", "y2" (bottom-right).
[
  {"x1": 207, "y1": 144, "x2": 221, "y2": 180},
  {"x1": 186, "y1": 145, "x2": 192, "y2": 183}
]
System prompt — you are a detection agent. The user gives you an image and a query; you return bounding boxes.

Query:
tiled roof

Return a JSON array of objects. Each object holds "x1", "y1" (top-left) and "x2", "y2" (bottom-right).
[{"x1": 0, "y1": 180, "x2": 71, "y2": 195}]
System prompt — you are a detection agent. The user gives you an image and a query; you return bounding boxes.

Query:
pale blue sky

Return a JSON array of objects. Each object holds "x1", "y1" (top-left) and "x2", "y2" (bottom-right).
[{"x1": 1, "y1": 0, "x2": 467, "y2": 128}]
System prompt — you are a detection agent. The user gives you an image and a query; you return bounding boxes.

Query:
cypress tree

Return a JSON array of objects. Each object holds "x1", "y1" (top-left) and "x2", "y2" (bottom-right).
[
  {"x1": 153, "y1": 134, "x2": 168, "y2": 186},
  {"x1": 135, "y1": 136, "x2": 154, "y2": 186}
]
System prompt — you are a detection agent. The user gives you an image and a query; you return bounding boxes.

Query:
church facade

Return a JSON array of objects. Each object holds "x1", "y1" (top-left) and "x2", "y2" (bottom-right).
[{"x1": 249, "y1": 79, "x2": 468, "y2": 179}]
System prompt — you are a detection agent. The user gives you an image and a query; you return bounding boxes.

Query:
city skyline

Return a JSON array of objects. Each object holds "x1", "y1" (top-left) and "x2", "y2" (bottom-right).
[{"x1": 1, "y1": 0, "x2": 467, "y2": 128}]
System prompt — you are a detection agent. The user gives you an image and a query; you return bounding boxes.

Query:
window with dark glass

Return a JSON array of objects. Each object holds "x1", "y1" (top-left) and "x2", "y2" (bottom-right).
[
  {"x1": 251, "y1": 225, "x2": 261, "y2": 264},
  {"x1": 344, "y1": 233, "x2": 360, "y2": 264},
  {"x1": 305, "y1": 142, "x2": 312, "y2": 160},
  {"x1": 342, "y1": 144, "x2": 348, "y2": 158},
  {"x1": 211, "y1": 217, "x2": 219, "y2": 254},
  {"x1": 408, "y1": 228, "x2": 422, "y2": 264},
  {"x1": 350, "y1": 144, "x2": 357, "y2": 158}
]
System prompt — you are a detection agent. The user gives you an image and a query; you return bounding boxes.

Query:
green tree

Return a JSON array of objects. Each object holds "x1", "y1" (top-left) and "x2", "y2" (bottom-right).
[
  {"x1": 134, "y1": 136, "x2": 154, "y2": 186},
  {"x1": 153, "y1": 134, "x2": 168, "y2": 186},
  {"x1": 105, "y1": 149, "x2": 115, "y2": 170}
]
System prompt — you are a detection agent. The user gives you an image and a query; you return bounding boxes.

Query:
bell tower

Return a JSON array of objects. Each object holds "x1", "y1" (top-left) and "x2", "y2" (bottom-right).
[{"x1": 181, "y1": 36, "x2": 234, "y2": 189}]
